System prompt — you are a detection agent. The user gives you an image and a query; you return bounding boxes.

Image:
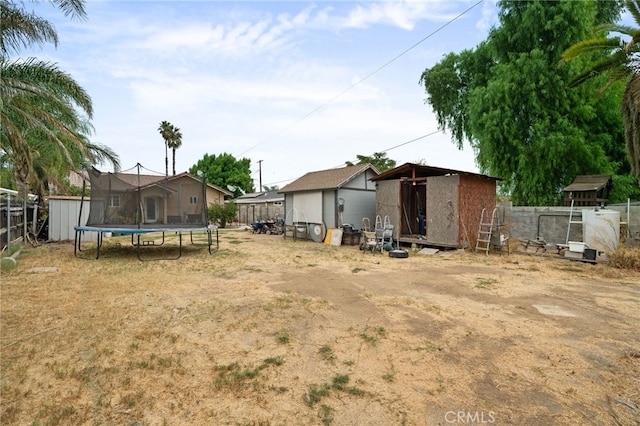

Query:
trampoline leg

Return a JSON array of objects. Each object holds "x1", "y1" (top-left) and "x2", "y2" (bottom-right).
[{"x1": 96, "y1": 232, "x2": 102, "y2": 259}]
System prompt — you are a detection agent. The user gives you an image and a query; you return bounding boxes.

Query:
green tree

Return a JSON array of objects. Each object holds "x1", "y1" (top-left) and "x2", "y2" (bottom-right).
[
  {"x1": 420, "y1": 0, "x2": 627, "y2": 205},
  {"x1": 158, "y1": 121, "x2": 182, "y2": 176},
  {"x1": 189, "y1": 153, "x2": 255, "y2": 197},
  {"x1": 345, "y1": 152, "x2": 396, "y2": 173},
  {"x1": 208, "y1": 201, "x2": 238, "y2": 228},
  {"x1": 562, "y1": 0, "x2": 640, "y2": 185},
  {"x1": 0, "y1": 0, "x2": 119, "y2": 195}
]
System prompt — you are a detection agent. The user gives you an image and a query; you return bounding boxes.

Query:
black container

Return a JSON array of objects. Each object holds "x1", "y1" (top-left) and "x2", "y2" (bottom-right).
[{"x1": 584, "y1": 248, "x2": 597, "y2": 261}]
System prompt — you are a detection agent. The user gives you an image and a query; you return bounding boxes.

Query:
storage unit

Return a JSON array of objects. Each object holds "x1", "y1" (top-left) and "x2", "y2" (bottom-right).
[
  {"x1": 48, "y1": 196, "x2": 97, "y2": 242},
  {"x1": 372, "y1": 163, "x2": 500, "y2": 249}
]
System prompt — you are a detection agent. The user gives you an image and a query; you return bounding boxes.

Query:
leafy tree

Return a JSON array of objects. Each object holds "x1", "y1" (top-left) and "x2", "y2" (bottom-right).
[
  {"x1": 189, "y1": 153, "x2": 255, "y2": 197},
  {"x1": 158, "y1": 121, "x2": 182, "y2": 176},
  {"x1": 262, "y1": 184, "x2": 279, "y2": 192},
  {"x1": 345, "y1": 152, "x2": 396, "y2": 173},
  {"x1": 562, "y1": 0, "x2": 640, "y2": 185},
  {"x1": 207, "y1": 201, "x2": 238, "y2": 228},
  {"x1": 0, "y1": 0, "x2": 119, "y2": 196},
  {"x1": 420, "y1": 0, "x2": 628, "y2": 205}
]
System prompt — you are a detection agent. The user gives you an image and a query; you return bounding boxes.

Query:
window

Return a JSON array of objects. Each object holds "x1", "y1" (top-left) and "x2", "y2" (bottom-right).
[
  {"x1": 189, "y1": 196, "x2": 198, "y2": 204},
  {"x1": 108, "y1": 195, "x2": 120, "y2": 207}
]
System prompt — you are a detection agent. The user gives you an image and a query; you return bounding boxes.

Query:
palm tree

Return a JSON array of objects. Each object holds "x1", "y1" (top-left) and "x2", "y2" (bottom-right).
[
  {"x1": 158, "y1": 120, "x2": 174, "y2": 176},
  {"x1": 562, "y1": 0, "x2": 640, "y2": 182},
  {"x1": 168, "y1": 126, "x2": 182, "y2": 176},
  {"x1": 1, "y1": 57, "x2": 119, "y2": 194},
  {"x1": 0, "y1": 0, "x2": 119, "y2": 194}
]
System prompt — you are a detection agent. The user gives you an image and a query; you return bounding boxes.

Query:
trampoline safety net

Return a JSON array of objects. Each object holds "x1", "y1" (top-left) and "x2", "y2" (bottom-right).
[{"x1": 84, "y1": 165, "x2": 208, "y2": 229}]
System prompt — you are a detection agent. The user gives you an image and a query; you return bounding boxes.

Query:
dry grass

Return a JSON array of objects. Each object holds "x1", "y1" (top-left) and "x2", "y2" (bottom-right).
[
  {"x1": 1, "y1": 229, "x2": 639, "y2": 425},
  {"x1": 608, "y1": 246, "x2": 640, "y2": 271}
]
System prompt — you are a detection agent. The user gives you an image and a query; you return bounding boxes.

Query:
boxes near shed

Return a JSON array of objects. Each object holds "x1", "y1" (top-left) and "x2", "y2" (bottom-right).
[{"x1": 568, "y1": 241, "x2": 586, "y2": 253}]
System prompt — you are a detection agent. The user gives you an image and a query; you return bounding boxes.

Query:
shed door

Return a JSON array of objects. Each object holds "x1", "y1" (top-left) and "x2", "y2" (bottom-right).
[{"x1": 292, "y1": 192, "x2": 322, "y2": 223}]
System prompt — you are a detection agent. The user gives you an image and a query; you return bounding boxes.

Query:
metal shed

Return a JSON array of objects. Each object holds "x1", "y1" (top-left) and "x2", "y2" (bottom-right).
[
  {"x1": 48, "y1": 196, "x2": 97, "y2": 242},
  {"x1": 371, "y1": 163, "x2": 500, "y2": 249}
]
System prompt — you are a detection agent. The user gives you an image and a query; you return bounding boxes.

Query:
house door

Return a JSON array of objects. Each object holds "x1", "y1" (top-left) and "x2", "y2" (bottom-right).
[{"x1": 145, "y1": 197, "x2": 157, "y2": 223}]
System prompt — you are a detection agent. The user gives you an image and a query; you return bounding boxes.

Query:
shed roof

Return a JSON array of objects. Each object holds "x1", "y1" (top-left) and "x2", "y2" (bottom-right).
[
  {"x1": 563, "y1": 175, "x2": 612, "y2": 192},
  {"x1": 370, "y1": 162, "x2": 500, "y2": 181},
  {"x1": 279, "y1": 163, "x2": 379, "y2": 193},
  {"x1": 234, "y1": 191, "x2": 284, "y2": 204}
]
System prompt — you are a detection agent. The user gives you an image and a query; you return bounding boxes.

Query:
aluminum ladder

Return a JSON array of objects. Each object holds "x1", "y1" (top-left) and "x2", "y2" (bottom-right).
[{"x1": 476, "y1": 208, "x2": 498, "y2": 255}]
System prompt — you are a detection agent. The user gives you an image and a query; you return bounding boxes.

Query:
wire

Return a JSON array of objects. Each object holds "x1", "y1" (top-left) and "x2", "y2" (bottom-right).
[
  {"x1": 237, "y1": 0, "x2": 483, "y2": 157},
  {"x1": 260, "y1": 129, "x2": 443, "y2": 187}
]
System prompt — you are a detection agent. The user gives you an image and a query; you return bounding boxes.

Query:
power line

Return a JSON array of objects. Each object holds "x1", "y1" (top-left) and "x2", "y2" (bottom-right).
[
  {"x1": 260, "y1": 129, "x2": 444, "y2": 187},
  {"x1": 237, "y1": 0, "x2": 483, "y2": 157}
]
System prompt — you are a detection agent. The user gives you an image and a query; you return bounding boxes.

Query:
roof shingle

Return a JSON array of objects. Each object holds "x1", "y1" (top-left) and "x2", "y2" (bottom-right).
[{"x1": 279, "y1": 164, "x2": 378, "y2": 193}]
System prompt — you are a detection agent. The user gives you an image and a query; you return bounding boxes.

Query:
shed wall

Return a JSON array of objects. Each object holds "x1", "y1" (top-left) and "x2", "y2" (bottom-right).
[
  {"x1": 375, "y1": 180, "x2": 400, "y2": 237},
  {"x1": 458, "y1": 175, "x2": 497, "y2": 248},
  {"x1": 337, "y1": 188, "x2": 376, "y2": 229},
  {"x1": 426, "y1": 175, "x2": 459, "y2": 246},
  {"x1": 48, "y1": 197, "x2": 97, "y2": 242}
]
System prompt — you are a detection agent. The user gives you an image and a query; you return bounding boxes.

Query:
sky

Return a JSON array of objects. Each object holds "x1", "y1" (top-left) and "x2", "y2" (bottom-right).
[{"x1": 31, "y1": 0, "x2": 500, "y2": 189}]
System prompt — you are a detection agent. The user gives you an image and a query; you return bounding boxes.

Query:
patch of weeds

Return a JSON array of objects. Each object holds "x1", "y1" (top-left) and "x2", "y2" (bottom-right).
[
  {"x1": 532, "y1": 366, "x2": 546, "y2": 378},
  {"x1": 474, "y1": 277, "x2": 498, "y2": 289},
  {"x1": 318, "y1": 404, "x2": 334, "y2": 425},
  {"x1": 130, "y1": 341, "x2": 139, "y2": 350},
  {"x1": 275, "y1": 330, "x2": 290, "y2": 344},
  {"x1": 363, "y1": 292, "x2": 373, "y2": 299},
  {"x1": 414, "y1": 341, "x2": 442, "y2": 352},
  {"x1": 120, "y1": 391, "x2": 144, "y2": 409},
  {"x1": 275, "y1": 295, "x2": 292, "y2": 308},
  {"x1": 382, "y1": 358, "x2": 395, "y2": 383},
  {"x1": 352, "y1": 267, "x2": 365, "y2": 273},
  {"x1": 263, "y1": 356, "x2": 284, "y2": 366},
  {"x1": 304, "y1": 383, "x2": 331, "y2": 407},
  {"x1": 213, "y1": 357, "x2": 284, "y2": 392},
  {"x1": 169, "y1": 334, "x2": 179, "y2": 344},
  {"x1": 343, "y1": 359, "x2": 355, "y2": 366},
  {"x1": 427, "y1": 376, "x2": 446, "y2": 395},
  {"x1": 157, "y1": 357, "x2": 172, "y2": 368},
  {"x1": 318, "y1": 344, "x2": 336, "y2": 363},
  {"x1": 360, "y1": 325, "x2": 387, "y2": 345},
  {"x1": 331, "y1": 374, "x2": 366, "y2": 396}
]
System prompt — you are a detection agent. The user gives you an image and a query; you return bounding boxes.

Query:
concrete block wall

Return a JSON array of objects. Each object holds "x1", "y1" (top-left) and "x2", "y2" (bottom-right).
[{"x1": 498, "y1": 203, "x2": 640, "y2": 247}]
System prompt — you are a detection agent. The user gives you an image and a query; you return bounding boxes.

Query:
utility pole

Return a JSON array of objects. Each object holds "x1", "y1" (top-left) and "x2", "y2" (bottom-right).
[{"x1": 258, "y1": 160, "x2": 263, "y2": 192}]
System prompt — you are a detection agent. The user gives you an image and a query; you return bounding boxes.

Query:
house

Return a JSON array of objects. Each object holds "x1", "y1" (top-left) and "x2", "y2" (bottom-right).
[
  {"x1": 371, "y1": 163, "x2": 500, "y2": 249},
  {"x1": 234, "y1": 191, "x2": 285, "y2": 225},
  {"x1": 84, "y1": 168, "x2": 232, "y2": 227},
  {"x1": 563, "y1": 175, "x2": 612, "y2": 207},
  {"x1": 279, "y1": 163, "x2": 379, "y2": 241}
]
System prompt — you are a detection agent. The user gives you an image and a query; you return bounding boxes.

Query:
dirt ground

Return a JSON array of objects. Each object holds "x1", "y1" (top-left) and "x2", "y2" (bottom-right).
[{"x1": 1, "y1": 229, "x2": 639, "y2": 425}]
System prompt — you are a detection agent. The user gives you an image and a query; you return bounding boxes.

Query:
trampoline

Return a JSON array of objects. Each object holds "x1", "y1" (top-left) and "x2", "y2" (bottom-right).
[{"x1": 73, "y1": 164, "x2": 218, "y2": 260}]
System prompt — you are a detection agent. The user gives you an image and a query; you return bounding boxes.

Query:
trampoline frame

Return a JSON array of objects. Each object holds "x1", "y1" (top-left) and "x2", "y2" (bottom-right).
[{"x1": 74, "y1": 225, "x2": 218, "y2": 261}]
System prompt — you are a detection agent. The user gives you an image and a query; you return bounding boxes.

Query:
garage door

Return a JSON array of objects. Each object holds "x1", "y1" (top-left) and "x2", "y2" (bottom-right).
[{"x1": 292, "y1": 192, "x2": 322, "y2": 223}]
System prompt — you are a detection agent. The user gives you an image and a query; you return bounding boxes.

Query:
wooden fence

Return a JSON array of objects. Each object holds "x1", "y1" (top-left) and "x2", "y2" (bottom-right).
[{"x1": 0, "y1": 188, "x2": 38, "y2": 251}]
